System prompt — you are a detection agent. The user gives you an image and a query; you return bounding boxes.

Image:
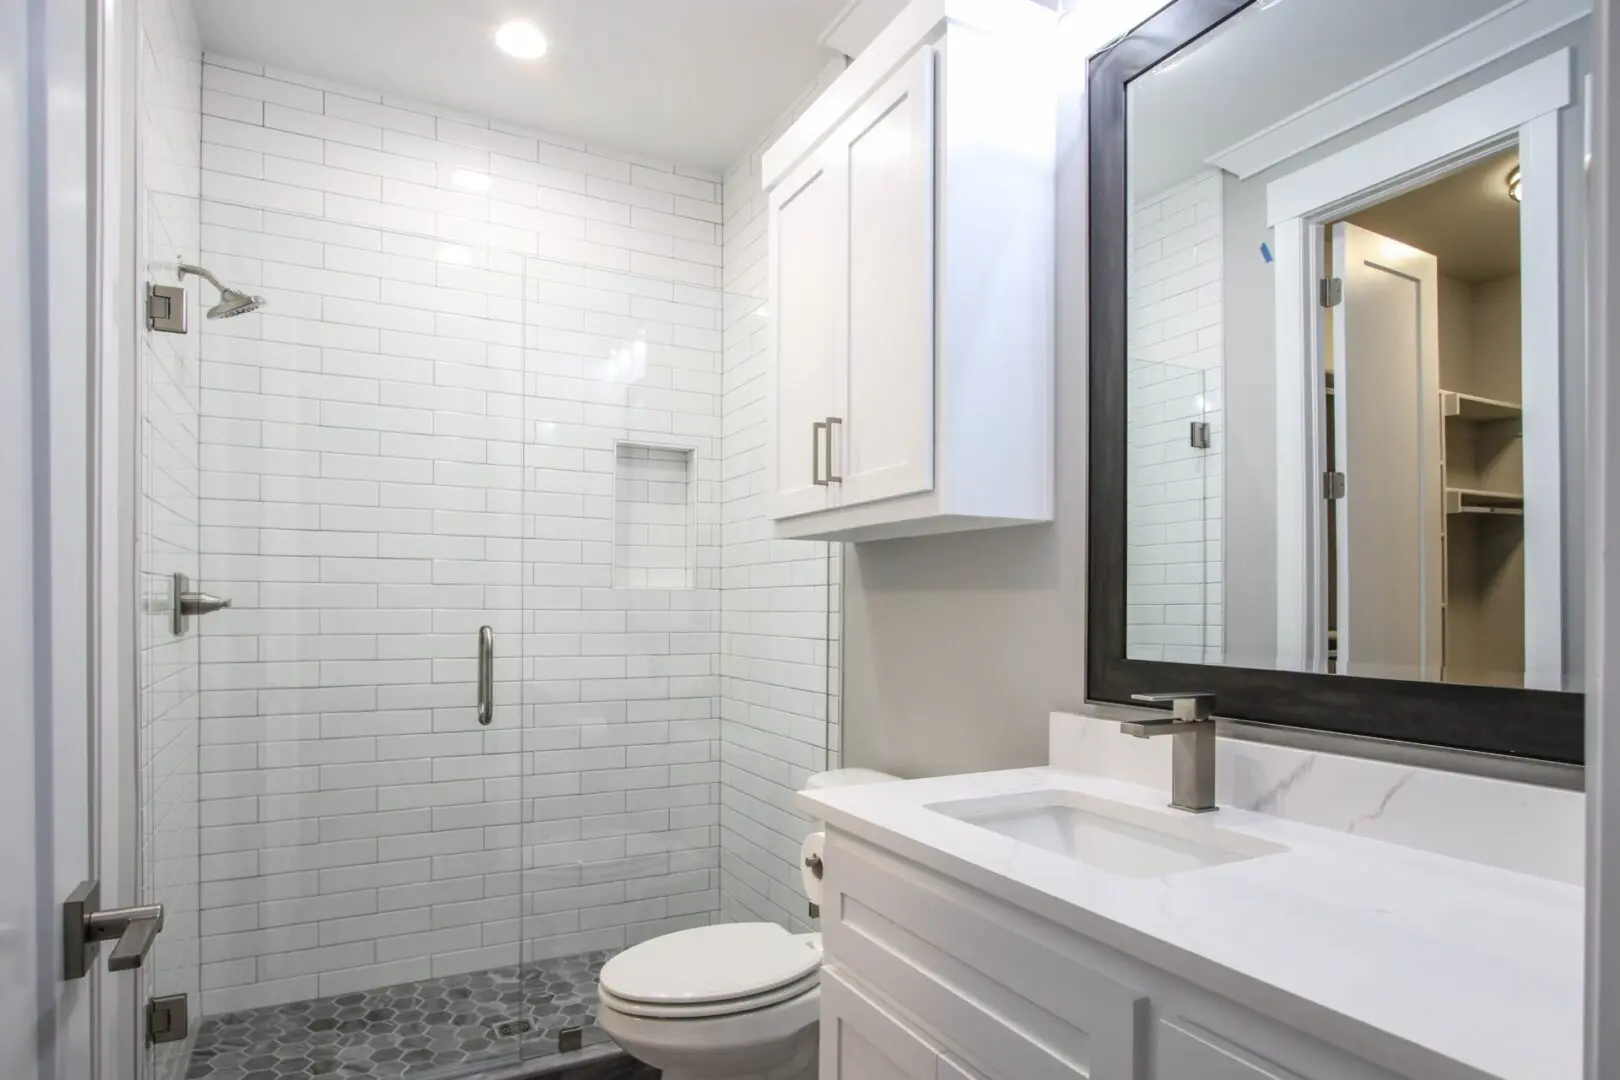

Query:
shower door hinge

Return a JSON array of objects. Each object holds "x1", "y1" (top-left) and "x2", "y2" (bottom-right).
[
  {"x1": 147, "y1": 994, "x2": 189, "y2": 1046},
  {"x1": 1319, "y1": 277, "x2": 1343, "y2": 307},
  {"x1": 1189, "y1": 421, "x2": 1211, "y2": 449},
  {"x1": 146, "y1": 283, "x2": 187, "y2": 334},
  {"x1": 1322, "y1": 471, "x2": 1346, "y2": 500}
]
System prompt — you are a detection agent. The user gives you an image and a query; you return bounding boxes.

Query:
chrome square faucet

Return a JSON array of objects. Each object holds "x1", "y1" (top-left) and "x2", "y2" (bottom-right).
[{"x1": 1120, "y1": 692, "x2": 1218, "y2": 813}]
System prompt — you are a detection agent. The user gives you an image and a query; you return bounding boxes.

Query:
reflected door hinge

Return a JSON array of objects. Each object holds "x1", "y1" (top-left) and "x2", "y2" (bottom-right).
[
  {"x1": 1323, "y1": 471, "x2": 1346, "y2": 500},
  {"x1": 1189, "y1": 421, "x2": 1211, "y2": 449},
  {"x1": 147, "y1": 994, "x2": 189, "y2": 1045},
  {"x1": 1319, "y1": 277, "x2": 1343, "y2": 307}
]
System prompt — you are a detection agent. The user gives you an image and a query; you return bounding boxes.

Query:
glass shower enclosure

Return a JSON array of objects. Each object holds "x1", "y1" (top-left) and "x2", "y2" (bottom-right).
[{"x1": 136, "y1": 179, "x2": 829, "y2": 1079}]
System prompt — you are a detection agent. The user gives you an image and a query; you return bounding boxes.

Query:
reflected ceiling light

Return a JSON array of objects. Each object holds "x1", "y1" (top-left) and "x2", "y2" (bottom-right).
[
  {"x1": 495, "y1": 21, "x2": 548, "y2": 60},
  {"x1": 1506, "y1": 165, "x2": 1522, "y2": 203},
  {"x1": 451, "y1": 169, "x2": 491, "y2": 191}
]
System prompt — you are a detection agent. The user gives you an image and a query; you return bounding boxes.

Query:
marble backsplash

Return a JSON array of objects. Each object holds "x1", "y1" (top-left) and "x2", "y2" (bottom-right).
[{"x1": 1050, "y1": 710, "x2": 1584, "y2": 885}]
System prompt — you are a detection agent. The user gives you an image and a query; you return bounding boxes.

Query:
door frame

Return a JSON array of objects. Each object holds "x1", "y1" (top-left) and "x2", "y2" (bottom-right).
[{"x1": 1268, "y1": 49, "x2": 1573, "y2": 679}]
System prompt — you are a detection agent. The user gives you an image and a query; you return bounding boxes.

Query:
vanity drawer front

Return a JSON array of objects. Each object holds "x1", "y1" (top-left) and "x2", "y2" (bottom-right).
[
  {"x1": 823, "y1": 835, "x2": 1146, "y2": 1080},
  {"x1": 1159, "y1": 1019, "x2": 1304, "y2": 1080}
]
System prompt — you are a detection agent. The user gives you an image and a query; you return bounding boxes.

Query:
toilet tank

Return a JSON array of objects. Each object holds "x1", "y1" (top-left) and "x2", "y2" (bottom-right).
[{"x1": 805, "y1": 768, "x2": 898, "y2": 790}]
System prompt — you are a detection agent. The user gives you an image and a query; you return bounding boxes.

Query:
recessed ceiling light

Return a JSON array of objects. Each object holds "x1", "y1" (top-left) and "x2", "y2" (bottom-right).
[{"x1": 495, "y1": 21, "x2": 548, "y2": 60}]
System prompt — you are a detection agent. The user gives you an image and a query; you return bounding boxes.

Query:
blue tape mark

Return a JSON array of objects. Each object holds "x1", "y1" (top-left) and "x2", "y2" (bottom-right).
[{"x1": 1260, "y1": 242, "x2": 1274, "y2": 264}]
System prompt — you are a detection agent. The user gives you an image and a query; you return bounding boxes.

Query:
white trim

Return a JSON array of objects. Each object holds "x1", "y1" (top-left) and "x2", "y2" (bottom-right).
[
  {"x1": 1271, "y1": 220, "x2": 1321, "y2": 672},
  {"x1": 97, "y1": 0, "x2": 140, "y2": 1075},
  {"x1": 1520, "y1": 110, "x2": 1567, "y2": 690},
  {"x1": 1268, "y1": 54, "x2": 1571, "y2": 675},
  {"x1": 1266, "y1": 49, "x2": 1573, "y2": 226},
  {"x1": 1586, "y1": 2, "x2": 1618, "y2": 1070},
  {"x1": 1209, "y1": 0, "x2": 1587, "y2": 180}
]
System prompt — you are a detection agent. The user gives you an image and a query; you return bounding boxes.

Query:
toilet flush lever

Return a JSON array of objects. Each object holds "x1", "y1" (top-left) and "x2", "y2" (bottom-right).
[{"x1": 804, "y1": 853, "x2": 823, "y2": 880}]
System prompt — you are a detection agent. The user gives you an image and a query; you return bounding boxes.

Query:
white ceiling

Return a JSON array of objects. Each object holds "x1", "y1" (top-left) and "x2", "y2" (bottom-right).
[
  {"x1": 1127, "y1": 0, "x2": 1515, "y2": 200},
  {"x1": 1347, "y1": 148, "x2": 1522, "y2": 283},
  {"x1": 194, "y1": 0, "x2": 850, "y2": 173}
]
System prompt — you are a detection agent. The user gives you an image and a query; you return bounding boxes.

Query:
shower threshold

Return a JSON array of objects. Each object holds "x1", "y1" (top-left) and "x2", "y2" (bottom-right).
[{"x1": 185, "y1": 948, "x2": 655, "y2": 1080}]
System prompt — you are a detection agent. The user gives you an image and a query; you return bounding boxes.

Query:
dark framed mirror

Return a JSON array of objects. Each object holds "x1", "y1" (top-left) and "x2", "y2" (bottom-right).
[{"x1": 1086, "y1": 0, "x2": 1589, "y2": 764}]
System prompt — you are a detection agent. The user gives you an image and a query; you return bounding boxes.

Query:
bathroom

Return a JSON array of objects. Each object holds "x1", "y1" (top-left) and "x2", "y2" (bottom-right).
[{"x1": 2, "y1": 0, "x2": 1617, "y2": 1078}]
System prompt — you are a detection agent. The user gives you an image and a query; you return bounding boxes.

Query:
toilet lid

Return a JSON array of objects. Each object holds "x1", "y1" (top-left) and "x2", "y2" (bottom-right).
[{"x1": 599, "y1": 924, "x2": 822, "y2": 1006}]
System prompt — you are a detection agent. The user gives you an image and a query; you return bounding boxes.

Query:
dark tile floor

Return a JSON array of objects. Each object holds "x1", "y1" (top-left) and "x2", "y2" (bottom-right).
[{"x1": 185, "y1": 950, "x2": 652, "y2": 1080}]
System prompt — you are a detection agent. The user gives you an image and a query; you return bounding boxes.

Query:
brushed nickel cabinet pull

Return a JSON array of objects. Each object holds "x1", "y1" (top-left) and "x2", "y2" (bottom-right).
[
  {"x1": 825, "y1": 416, "x2": 843, "y2": 483},
  {"x1": 813, "y1": 421, "x2": 829, "y2": 486}
]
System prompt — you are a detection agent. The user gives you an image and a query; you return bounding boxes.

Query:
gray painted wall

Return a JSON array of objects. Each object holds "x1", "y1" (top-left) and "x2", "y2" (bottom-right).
[{"x1": 841, "y1": 11, "x2": 1103, "y2": 778}]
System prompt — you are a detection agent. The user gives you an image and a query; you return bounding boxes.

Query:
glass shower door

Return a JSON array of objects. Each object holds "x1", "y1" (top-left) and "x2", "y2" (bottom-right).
[{"x1": 177, "y1": 212, "x2": 528, "y2": 1080}]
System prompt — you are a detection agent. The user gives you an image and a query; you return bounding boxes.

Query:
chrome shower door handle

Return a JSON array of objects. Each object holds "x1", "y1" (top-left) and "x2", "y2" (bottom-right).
[
  {"x1": 812, "y1": 421, "x2": 828, "y2": 486},
  {"x1": 825, "y1": 416, "x2": 843, "y2": 483},
  {"x1": 477, "y1": 626, "x2": 494, "y2": 726}
]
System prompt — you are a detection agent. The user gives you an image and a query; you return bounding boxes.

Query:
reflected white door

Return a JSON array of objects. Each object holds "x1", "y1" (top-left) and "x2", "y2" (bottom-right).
[{"x1": 1331, "y1": 222, "x2": 1443, "y2": 680}]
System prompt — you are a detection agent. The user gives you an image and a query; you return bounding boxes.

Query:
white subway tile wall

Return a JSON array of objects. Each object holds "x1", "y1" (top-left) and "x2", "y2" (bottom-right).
[
  {"x1": 139, "y1": 0, "x2": 203, "y2": 1075},
  {"x1": 717, "y1": 59, "x2": 848, "y2": 934},
  {"x1": 192, "y1": 56, "x2": 742, "y2": 1014},
  {"x1": 1126, "y1": 171, "x2": 1225, "y2": 664}
]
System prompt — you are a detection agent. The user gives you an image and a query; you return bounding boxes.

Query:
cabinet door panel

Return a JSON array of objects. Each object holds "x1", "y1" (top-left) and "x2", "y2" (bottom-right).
[
  {"x1": 770, "y1": 148, "x2": 845, "y2": 520},
  {"x1": 836, "y1": 46, "x2": 936, "y2": 508},
  {"x1": 821, "y1": 966, "x2": 939, "y2": 1080}
]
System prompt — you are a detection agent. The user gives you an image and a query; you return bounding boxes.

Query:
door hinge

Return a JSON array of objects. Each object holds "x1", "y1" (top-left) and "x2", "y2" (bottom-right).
[
  {"x1": 146, "y1": 283, "x2": 187, "y2": 334},
  {"x1": 1323, "y1": 471, "x2": 1346, "y2": 500},
  {"x1": 1189, "y1": 421, "x2": 1211, "y2": 449},
  {"x1": 147, "y1": 994, "x2": 189, "y2": 1046},
  {"x1": 1319, "y1": 277, "x2": 1343, "y2": 307}
]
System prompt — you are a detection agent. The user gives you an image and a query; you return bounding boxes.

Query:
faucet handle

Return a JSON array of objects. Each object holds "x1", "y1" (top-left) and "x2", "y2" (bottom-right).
[{"x1": 1129, "y1": 692, "x2": 1215, "y2": 723}]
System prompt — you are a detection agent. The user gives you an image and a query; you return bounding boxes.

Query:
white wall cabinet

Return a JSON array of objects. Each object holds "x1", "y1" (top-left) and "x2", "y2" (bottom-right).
[
  {"x1": 820, "y1": 830, "x2": 1418, "y2": 1080},
  {"x1": 763, "y1": 0, "x2": 1055, "y2": 542}
]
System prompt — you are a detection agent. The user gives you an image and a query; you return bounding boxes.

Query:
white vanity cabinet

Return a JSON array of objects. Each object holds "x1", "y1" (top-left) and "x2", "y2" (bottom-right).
[
  {"x1": 762, "y1": 0, "x2": 1055, "y2": 542},
  {"x1": 819, "y1": 831, "x2": 1417, "y2": 1080}
]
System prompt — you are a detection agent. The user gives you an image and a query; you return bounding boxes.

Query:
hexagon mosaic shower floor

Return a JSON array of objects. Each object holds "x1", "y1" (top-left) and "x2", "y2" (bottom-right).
[{"x1": 185, "y1": 949, "x2": 631, "y2": 1080}]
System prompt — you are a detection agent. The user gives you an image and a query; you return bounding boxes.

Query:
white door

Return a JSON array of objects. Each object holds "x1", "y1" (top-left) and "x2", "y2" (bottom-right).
[
  {"x1": 834, "y1": 47, "x2": 937, "y2": 509},
  {"x1": 2, "y1": 0, "x2": 101, "y2": 1076},
  {"x1": 1331, "y1": 222, "x2": 1443, "y2": 680},
  {"x1": 819, "y1": 967, "x2": 940, "y2": 1080},
  {"x1": 770, "y1": 147, "x2": 845, "y2": 519}
]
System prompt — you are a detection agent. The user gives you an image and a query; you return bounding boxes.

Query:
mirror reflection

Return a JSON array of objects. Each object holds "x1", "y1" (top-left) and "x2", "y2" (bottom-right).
[{"x1": 1123, "y1": 0, "x2": 1588, "y2": 690}]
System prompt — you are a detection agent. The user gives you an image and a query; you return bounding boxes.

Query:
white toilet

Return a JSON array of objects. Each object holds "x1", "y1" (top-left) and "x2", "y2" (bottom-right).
[{"x1": 596, "y1": 768, "x2": 898, "y2": 1080}]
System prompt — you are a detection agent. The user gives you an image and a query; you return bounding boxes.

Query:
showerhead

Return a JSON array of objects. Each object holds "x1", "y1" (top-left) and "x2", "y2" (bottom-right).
[
  {"x1": 178, "y1": 263, "x2": 267, "y2": 320},
  {"x1": 208, "y1": 287, "x2": 267, "y2": 319}
]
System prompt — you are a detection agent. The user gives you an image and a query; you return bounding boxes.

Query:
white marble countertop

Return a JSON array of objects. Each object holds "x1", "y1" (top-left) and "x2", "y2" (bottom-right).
[{"x1": 798, "y1": 767, "x2": 1584, "y2": 1080}]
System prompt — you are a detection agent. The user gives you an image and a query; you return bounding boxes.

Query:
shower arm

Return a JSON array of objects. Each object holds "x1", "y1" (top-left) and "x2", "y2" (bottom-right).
[{"x1": 178, "y1": 263, "x2": 226, "y2": 292}]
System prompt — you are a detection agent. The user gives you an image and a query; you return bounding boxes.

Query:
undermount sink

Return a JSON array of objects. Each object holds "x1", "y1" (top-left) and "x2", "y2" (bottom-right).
[{"x1": 927, "y1": 789, "x2": 1288, "y2": 877}]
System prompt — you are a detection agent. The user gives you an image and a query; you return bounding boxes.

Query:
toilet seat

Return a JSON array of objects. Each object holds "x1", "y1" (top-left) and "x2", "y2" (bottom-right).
[
  {"x1": 600, "y1": 968, "x2": 820, "y2": 1019},
  {"x1": 599, "y1": 923, "x2": 822, "y2": 1019}
]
